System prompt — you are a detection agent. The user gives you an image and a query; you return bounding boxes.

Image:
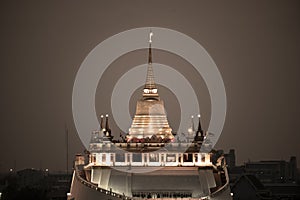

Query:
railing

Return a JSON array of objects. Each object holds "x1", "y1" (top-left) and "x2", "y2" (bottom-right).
[
  {"x1": 72, "y1": 160, "x2": 228, "y2": 200},
  {"x1": 89, "y1": 142, "x2": 202, "y2": 151},
  {"x1": 210, "y1": 157, "x2": 231, "y2": 198},
  {"x1": 73, "y1": 164, "x2": 133, "y2": 200},
  {"x1": 72, "y1": 166, "x2": 206, "y2": 200},
  {"x1": 90, "y1": 161, "x2": 212, "y2": 167},
  {"x1": 89, "y1": 152, "x2": 212, "y2": 168}
]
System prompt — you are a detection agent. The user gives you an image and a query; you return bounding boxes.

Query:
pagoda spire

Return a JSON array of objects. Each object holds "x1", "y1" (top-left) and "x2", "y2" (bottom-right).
[
  {"x1": 105, "y1": 114, "x2": 110, "y2": 132},
  {"x1": 100, "y1": 115, "x2": 104, "y2": 130},
  {"x1": 197, "y1": 114, "x2": 204, "y2": 137},
  {"x1": 194, "y1": 114, "x2": 204, "y2": 141},
  {"x1": 148, "y1": 31, "x2": 153, "y2": 64},
  {"x1": 128, "y1": 31, "x2": 173, "y2": 142},
  {"x1": 104, "y1": 114, "x2": 113, "y2": 141},
  {"x1": 188, "y1": 115, "x2": 195, "y2": 133},
  {"x1": 191, "y1": 115, "x2": 195, "y2": 132},
  {"x1": 143, "y1": 31, "x2": 159, "y2": 99}
]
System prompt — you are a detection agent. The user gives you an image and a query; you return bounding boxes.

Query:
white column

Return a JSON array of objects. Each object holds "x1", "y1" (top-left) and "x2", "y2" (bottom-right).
[
  {"x1": 106, "y1": 153, "x2": 110, "y2": 165},
  {"x1": 205, "y1": 153, "x2": 211, "y2": 163},
  {"x1": 161, "y1": 153, "x2": 165, "y2": 166},
  {"x1": 142, "y1": 153, "x2": 145, "y2": 165},
  {"x1": 192, "y1": 153, "x2": 196, "y2": 165},
  {"x1": 125, "y1": 153, "x2": 128, "y2": 165},
  {"x1": 180, "y1": 153, "x2": 184, "y2": 166}
]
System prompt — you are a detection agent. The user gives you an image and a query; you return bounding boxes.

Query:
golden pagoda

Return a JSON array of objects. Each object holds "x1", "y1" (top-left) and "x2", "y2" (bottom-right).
[{"x1": 127, "y1": 32, "x2": 174, "y2": 142}]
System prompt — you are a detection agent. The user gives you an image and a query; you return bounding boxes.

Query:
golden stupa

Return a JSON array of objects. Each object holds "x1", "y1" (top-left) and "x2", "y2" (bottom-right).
[{"x1": 128, "y1": 32, "x2": 173, "y2": 142}]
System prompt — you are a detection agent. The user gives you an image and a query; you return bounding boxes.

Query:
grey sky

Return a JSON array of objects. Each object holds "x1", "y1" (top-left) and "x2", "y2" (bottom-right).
[{"x1": 0, "y1": 0, "x2": 299, "y2": 172}]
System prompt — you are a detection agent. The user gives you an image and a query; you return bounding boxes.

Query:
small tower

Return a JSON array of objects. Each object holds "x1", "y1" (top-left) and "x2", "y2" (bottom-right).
[
  {"x1": 105, "y1": 114, "x2": 111, "y2": 134},
  {"x1": 187, "y1": 115, "x2": 195, "y2": 142},
  {"x1": 143, "y1": 31, "x2": 159, "y2": 100},
  {"x1": 103, "y1": 114, "x2": 113, "y2": 142},
  {"x1": 194, "y1": 114, "x2": 204, "y2": 142},
  {"x1": 188, "y1": 115, "x2": 195, "y2": 133},
  {"x1": 100, "y1": 115, "x2": 104, "y2": 131}
]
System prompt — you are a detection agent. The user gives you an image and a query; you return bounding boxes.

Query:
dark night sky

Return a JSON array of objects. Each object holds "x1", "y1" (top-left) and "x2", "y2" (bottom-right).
[{"x1": 0, "y1": 0, "x2": 300, "y2": 172}]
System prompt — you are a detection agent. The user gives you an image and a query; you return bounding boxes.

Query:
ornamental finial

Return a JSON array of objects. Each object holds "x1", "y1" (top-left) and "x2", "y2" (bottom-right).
[{"x1": 149, "y1": 30, "x2": 153, "y2": 43}]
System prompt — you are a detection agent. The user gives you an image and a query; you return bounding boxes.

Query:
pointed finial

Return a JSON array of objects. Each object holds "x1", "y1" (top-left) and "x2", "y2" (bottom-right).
[
  {"x1": 105, "y1": 114, "x2": 111, "y2": 137},
  {"x1": 148, "y1": 30, "x2": 153, "y2": 64},
  {"x1": 105, "y1": 114, "x2": 109, "y2": 130},
  {"x1": 197, "y1": 114, "x2": 203, "y2": 136},
  {"x1": 143, "y1": 30, "x2": 159, "y2": 99},
  {"x1": 190, "y1": 115, "x2": 195, "y2": 132},
  {"x1": 149, "y1": 30, "x2": 153, "y2": 43},
  {"x1": 100, "y1": 115, "x2": 104, "y2": 130}
]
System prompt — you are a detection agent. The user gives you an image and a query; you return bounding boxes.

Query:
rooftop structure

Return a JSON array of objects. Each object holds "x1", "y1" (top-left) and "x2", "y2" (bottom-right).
[
  {"x1": 68, "y1": 31, "x2": 232, "y2": 200},
  {"x1": 128, "y1": 31, "x2": 173, "y2": 142}
]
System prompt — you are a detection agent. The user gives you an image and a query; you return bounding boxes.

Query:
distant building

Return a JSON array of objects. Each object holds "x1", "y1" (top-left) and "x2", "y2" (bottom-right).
[
  {"x1": 221, "y1": 149, "x2": 300, "y2": 199},
  {"x1": 231, "y1": 174, "x2": 272, "y2": 200},
  {"x1": 47, "y1": 172, "x2": 72, "y2": 200},
  {"x1": 244, "y1": 156, "x2": 298, "y2": 183},
  {"x1": 0, "y1": 169, "x2": 71, "y2": 200},
  {"x1": 224, "y1": 149, "x2": 236, "y2": 169}
]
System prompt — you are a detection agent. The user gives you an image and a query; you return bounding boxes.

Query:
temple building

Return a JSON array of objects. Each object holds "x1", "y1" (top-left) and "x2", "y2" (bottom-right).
[
  {"x1": 128, "y1": 33, "x2": 173, "y2": 142},
  {"x1": 68, "y1": 32, "x2": 232, "y2": 200}
]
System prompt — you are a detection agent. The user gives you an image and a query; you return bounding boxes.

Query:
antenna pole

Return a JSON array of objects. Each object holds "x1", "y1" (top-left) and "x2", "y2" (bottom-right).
[{"x1": 65, "y1": 123, "x2": 69, "y2": 174}]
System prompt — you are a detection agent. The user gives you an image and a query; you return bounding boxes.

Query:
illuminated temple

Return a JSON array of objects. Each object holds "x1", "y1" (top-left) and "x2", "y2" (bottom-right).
[
  {"x1": 128, "y1": 33, "x2": 173, "y2": 142},
  {"x1": 68, "y1": 32, "x2": 232, "y2": 200}
]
